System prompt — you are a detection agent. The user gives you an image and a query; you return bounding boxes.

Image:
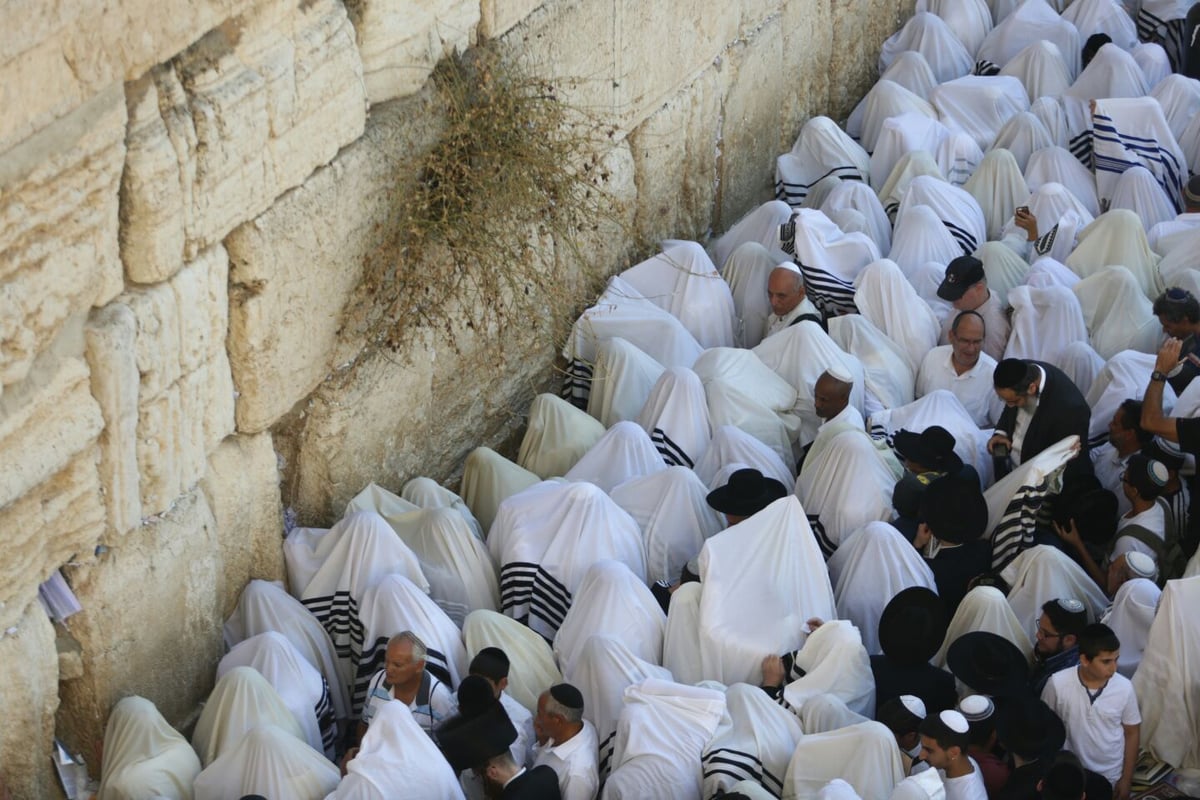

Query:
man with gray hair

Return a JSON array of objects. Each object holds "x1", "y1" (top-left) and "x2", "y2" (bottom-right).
[
  {"x1": 764, "y1": 262, "x2": 822, "y2": 338},
  {"x1": 359, "y1": 630, "x2": 457, "y2": 739},
  {"x1": 533, "y1": 683, "x2": 599, "y2": 800}
]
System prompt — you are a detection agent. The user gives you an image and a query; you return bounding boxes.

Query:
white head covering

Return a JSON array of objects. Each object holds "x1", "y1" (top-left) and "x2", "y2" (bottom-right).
[
  {"x1": 1085, "y1": 350, "x2": 1177, "y2": 446},
  {"x1": 1067, "y1": 43, "x2": 1149, "y2": 100},
  {"x1": 462, "y1": 609, "x2": 561, "y2": 713},
  {"x1": 1132, "y1": 42, "x2": 1173, "y2": 90},
  {"x1": 901, "y1": 176, "x2": 988, "y2": 257},
  {"x1": 879, "y1": 152, "x2": 947, "y2": 220},
  {"x1": 999, "y1": 40, "x2": 1073, "y2": 105},
  {"x1": 1110, "y1": 165, "x2": 1178, "y2": 233},
  {"x1": 879, "y1": 12, "x2": 974, "y2": 83},
  {"x1": 1133, "y1": 575, "x2": 1200, "y2": 768},
  {"x1": 999, "y1": 545, "x2": 1111, "y2": 638},
  {"x1": 776, "y1": 116, "x2": 872, "y2": 207},
  {"x1": 977, "y1": 0, "x2": 1082, "y2": 78},
  {"x1": 936, "y1": 130, "x2": 986, "y2": 187},
  {"x1": 1009, "y1": 180, "x2": 1097, "y2": 264},
  {"x1": 783, "y1": 721, "x2": 906, "y2": 800},
  {"x1": 695, "y1": 496, "x2": 837, "y2": 684},
  {"x1": 870, "y1": 113, "x2": 952, "y2": 199},
  {"x1": 1061, "y1": 0, "x2": 1140, "y2": 50},
  {"x1": 1073, "y1": 266, "x2": 1161, "y2": 360},
  {"x1": 1025, "y1": 148, "x2": 1101, "y2": 217},
  {"x1": 192, "y1": 667, "x2": 304, "y2": 767},
  {"x1": 192, "y1": 725, "x2": 339, "y2": 800},
  {"x1": 828, "y1": 315, "x2": 917, "y2": 414},
  {"x1": 877, "y1": 50, "x2": 939, "y2": 100},
  {"x1": 720, "y1": 242, "x2": 780, "y2": 348},
  {"x1": 1026, "y1": 256, "x2": 1081, "y2": 289},
  {"x1": 909, "y1": 261, "x2": 959, "y2": 325},
  {"x1": 854, "y1": 258, "x2": 942, "y2": 375},
  {"x1": 887, "y1": 205, "x2": 962, "y2": 282},
  {"x1": 332, "y1": 700, "x2": 465, "y2": 799},
  {"x1": 1005, "y1": 283, "x2": 1090, "y2": 364},
  {"x1": 930, "y1": 75, "x2": 1030, "y2": 152},
  {"x1": 799, "y1": 693, "x2": 873, "y2": 735},
  {"x1": 1055, "y1": 339, "x2": 1106, "y2": 398},
  {"x1": 703, "y1": 682, "x2": 804, "y2": 798},
  {"x1": 977, "y1": 240, "x2": 1031, "y2": 309},
  {"x1": 662, "y1": 581, "x2": 705, "y2": 685},
  {"x1": 821, "y1": 181, "x2": 893, "y2": 258},
  {"x1": 868, "y1": 389, "x2": 991, "y2": 483},
  {"x1": 1150, "y1": 74, "x2": 1200, "y2": 144},
  {"x1": 705, "y1": 380, "x2": 798, "y2": 470},
  {"x1": 828, "y1": 522, "x2": 937, "y2": 655},
  {"x1": 586, "y1": 336, "x2": 667, "y2": 426},
  {"x1": 1090, "y1": 97, "x2": 1186, "y2": 220},
  {"x1": 620, "y1": 240, "x2": 737, "y2": 348},
  {"x1": 848, "y1": 81, "x2": 939, "y2": 154},
  {"x1": 564, "y1": 420, "x2": 666, "y2": 492},
  {"x1": 223, "y1": 580, "x2": 350, "y2": 721},
  {"x1": 637, "y1": 366, "x2": 712, "y2": 468},
  {"x1": 401, "y1": 477, "x2": 484, "y2": 541},
  {"x1": 554, "y1": 560, "x2": 665, "y2": 675},
  {"x1": 98, "y1": 696, "x2": 201, "y2": 800},
  {"x1": 990, "y1": 114, "x2": 1054, "y2": 173},
  {"x1": 1030, "y1": 97, "x2": 1071, "y2": 149},
  {"x1": 782, "y1": 620, "x2": 876, "y2": 720},
  {"x1": 693, "y1": 424, "x2": 795, "y2": 490},
  {"x1": 777, "y1": 209, "x2": 882, "y2": 317},
  {"x1": 1066, "y1": 210, "x2": 1165, "y2": 300},
  {"x1": 966, "y1": 149, "x2": 1031, "y2": 241},
  {"x1": 459, "y1": 446, "x2": 541, "y2": 535},
  {"x1": 915, "y1": 0, "x2": 994, "y2": 56},
  {"x1": 694, "y1": 347, "x2": 799, "y2": 416},
  {"x1": 1102, "y1": 577, "x2": 1162, "y2": 678},
  {"x1": 933, "y1": 586, "x2": 1034, "y2": 669},
  {"x1": 517, "y1": 393, "x2": 607, "y2": 478},
  {"x1": 712, "y1": 200, "x2": 795, "y2": 273}
]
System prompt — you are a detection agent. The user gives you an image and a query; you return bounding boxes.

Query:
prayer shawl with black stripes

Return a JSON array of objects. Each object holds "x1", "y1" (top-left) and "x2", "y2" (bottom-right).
[
  {"x1": 985, "y1": 436, "x2": 1078, "y2": 570},
  {"x1": 702, "y1": 682, "x2": 803, "y2": 799},
  {"x1": 1092, "y1": 96, "x2": 1186, "y2": 215},
  {"x1": 777, "y1": 209, "x2": 881, "y2": 318}
]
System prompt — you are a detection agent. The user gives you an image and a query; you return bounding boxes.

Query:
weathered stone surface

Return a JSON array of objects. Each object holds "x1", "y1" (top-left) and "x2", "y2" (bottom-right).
[
  {"x1": 825, "y1": 0, "x2": 911, "y2": 122},
  {"x1": 0, "y1": 602, "x2": 60, "y2": 798},
  {"x1": 0, "y1": 0, "x2": 256, "y2": 155},
  {"x1": 0, "y1": 85, "x2": 125, "y2": 390},
  {"x1": 344, "y1": 0, "x2": 479, "y2": 104},
  {"x1": 225, "y1": 88, "x2": 444, "y2": 434},
  {"x1": 119, "y1": 0, "x2": 367, "y2": 284},
  {"x1": 57, "y1": 490, "x2": 223, "y2": 764},
  {"x1": 200, "y1": 432, "x2": 287, "y2": 617},
  {"x1": 480, "y1": 0, "x2": 543, "y2": 39},
  {"x1": 85, "y1": 304, "x2": 142, "y2": 536}
]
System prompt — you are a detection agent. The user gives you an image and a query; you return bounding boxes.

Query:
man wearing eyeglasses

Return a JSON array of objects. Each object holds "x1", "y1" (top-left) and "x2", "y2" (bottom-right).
[
  {"x1": 1151, "y1": 288, "x2": 1200, "y2": 393},
  {"x1": 1029, "y1": 598, "x2": 1087, "y2": 695}
]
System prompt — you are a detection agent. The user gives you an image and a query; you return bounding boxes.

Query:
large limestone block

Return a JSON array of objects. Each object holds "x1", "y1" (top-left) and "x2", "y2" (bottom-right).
[
  {"x1": 200, "y1": 432, "x2": 286, "y2": 617},
  {"x1": 0, "y1": 85, "x2": 125, "y2": 390},
  {"x1": 480, "y1": 0, "x2": 543, "y2": 39},
  {"x1": 825, "y1": 0, "x2": 911, "y2": 121},
  {"x1": 344, "y1": 0, "x2": 480, "y2": 104},
  {"x1": 120, "y1": 0, "x2": 366, "y2": 284},
  {"x1": 57, "y1": 490, "x2": 223, "y2": 762},
  {"x1": 85, "y1": 305, "x2": 142, "y2": 536},
  {"x1": 226, "y1": 89, "x2": 444, "y2": 434},
  {"x1": 0, "y1": 603, "x2": 60, "y2": 798},
  {"x1": 0, "y1": 0, "x2": 256, "y2": 154},
  {"x1": 504, "y1": 0, "x2": 740, "y2": 134}
]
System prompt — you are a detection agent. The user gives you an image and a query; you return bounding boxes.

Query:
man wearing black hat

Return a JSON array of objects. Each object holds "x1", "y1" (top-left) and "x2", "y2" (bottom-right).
[
  {"x1": 532, "y1": 684, "x2": 598, "y2": 800},
  {"x1": 471, "y1": 647, "x2": 536, "y2": 768},
  {"x1": 937, "y1": 256, "x2": 1010, "y2": 361},
  {"x1": 995, "y1": 697, "x2": 1067, "y2": 800},
  {"x1": 947, "y1": 631, "x2": 1031, "y2": 699},
  {"x1": 871, "y1": 587, "x2": 958, "y2": 715},
  {"x1": 913, "y1": 474, "x2": 992, "y2": 614},
  {"x1": 988, "y1": 357, "x2": 1092, "y2": 479},
  {"x1": 892, "y1": 426, "x2": 973, "y2": 540}
]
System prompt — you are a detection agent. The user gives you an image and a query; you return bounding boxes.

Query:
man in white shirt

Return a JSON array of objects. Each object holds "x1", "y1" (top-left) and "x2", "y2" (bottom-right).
[
  {"x1": 533, "y1": 683, "x2": 599, "y2": 800},
  {"x1": 1041, "y1": 624, "x2": 1140, "y2": 800},
  {"x1": 359, "y1": 631, "x2": 457, "y2": 740},
  {"x1": 936, "y1": 256, "x2": 1010, "y2": 361},
  {"x1": 918, "y1": 709, "x2": 988, "y2": 800},
  {"x1": 1111, "y1": 454, "x2": 1170, "y2": 563},
  {"x1": 1091, "y1": 400, "x2": 1151, "y2": 517},
  {"x1": 764, "y1": 262, "x2": 822, "y2": 338},
  {"x1": 916, "y1": 311, "x2": 1003, "y2": 427}
]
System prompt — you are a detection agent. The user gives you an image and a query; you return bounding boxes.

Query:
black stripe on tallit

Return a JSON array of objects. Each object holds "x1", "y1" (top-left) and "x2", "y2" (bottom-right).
[
  {"x1": 809, "y1": 514, "x2": 838, "y2": 559},
  {"x1": 651, "y1": 428, "x2": 694, "y2": 467}
]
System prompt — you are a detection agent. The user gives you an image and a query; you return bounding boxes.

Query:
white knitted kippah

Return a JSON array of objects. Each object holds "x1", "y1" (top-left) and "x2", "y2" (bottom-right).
[
  {"x1": 957, "y1": 695, "x2": 994, "y2": 722},
  {"x1": 940, "y1": 709, "x2": 970, "y2": 734},
  {"x1": 900, "y1": 695, "x2": 927, "y2": 719}
]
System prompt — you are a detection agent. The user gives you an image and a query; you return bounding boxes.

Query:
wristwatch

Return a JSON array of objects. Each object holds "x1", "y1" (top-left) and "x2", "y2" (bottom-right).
[{"x1": 1151, "y1": 370, "x2": 1168, "y2": 382}]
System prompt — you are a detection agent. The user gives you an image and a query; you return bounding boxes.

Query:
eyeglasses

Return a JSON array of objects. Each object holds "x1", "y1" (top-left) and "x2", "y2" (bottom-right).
[{"x1": 1036, "y1": 625, "x2": 1064, "y2": 639}]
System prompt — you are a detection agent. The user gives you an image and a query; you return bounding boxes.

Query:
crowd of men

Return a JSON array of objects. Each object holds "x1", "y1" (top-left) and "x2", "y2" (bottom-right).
[{"x1": 90, "y1": 1, "x2": 1200, "y2": 799}]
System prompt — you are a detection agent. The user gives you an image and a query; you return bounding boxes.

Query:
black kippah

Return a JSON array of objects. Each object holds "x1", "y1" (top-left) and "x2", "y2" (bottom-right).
[
  {"x1": 549, "y1": 682, "x2": 585, "y2": 711},
  {"x1": 469, "y1": 647, "x2": 510, "y2": 681},
  {"x1": 993, "y1": 358, "x2": 1029, "y2": 390},
  {"x1": 457, "y1": 675, "x2": 498, "y2": 717}
]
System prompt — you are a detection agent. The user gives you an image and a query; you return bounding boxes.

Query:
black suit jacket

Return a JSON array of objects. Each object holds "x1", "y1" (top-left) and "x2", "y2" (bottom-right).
[
  {"x1": 501, "y1": 765, "x2": 563, "y2": 799},
  {"x1": 995, "y1": 361, "x2": 1092, "y2": 477}
]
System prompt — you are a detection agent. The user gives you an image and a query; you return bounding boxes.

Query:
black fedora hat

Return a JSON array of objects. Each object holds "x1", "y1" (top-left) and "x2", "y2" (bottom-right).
[
  {"x1": 995, "y1": 696, "x2": 1066, "y2": 760},
  {"x1": 946, "y1": 631, "x2": 1030, "y2": 698},
  {"x1": 920, "y1": 473, "x2": 989, "y2": 544},
  {"x1": 706, "y1": 468, "x2": 788, "y2": 517},
  {"x1": 437, "y1": 700, "x2": 517, "y2": 773},
  {"x1": 894, "y1": 426, "x2": 964, "y2": 473},
  {"x1": 878, "y1": 587, "x2": 949, "y2": 667}
]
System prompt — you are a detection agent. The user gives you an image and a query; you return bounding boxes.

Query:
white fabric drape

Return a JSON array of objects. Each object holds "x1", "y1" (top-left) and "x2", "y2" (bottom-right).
[
  {"x1": 402, "y1": 477, "x2": 484, "y2": 541},
  {"x1": 966, "y1": 148, "x2": 1031, "y2": 242},
  {"x1": 1132, "y1": 42, "x2": 1172, "y2": 89},
  {"x1": 586, "y1": 337, "x2": 667, "y2": 427},
  {"x1": 976, "y1": 0, "x2": 1082, "y2": 78},
  {"x1": 1061, "y1": 0, "x2": 1140, "y2": 49},
  {"x1": 937, "y1": 128, "x2": 985, "y2": 189},
  {"x1": 460, "y1": 446, "x2": 541, "y2": 536},
  {"x1": 915, "y1": 0, "x2": 993, "y2": 56},
  {"x1": 1067, "y1": 43, "x2": 1149, "y2": 101},
  {"x1": 1133, "y1": 575, "x2": 1200, "y2": 769},
  {"x1": 977, "y1": 241, "x2": 1030, "y2": 309},
  {"x1": 933, "y1": 586, "x2": 1033, "y2": 669},
  {"x1": 1085, "y1": 350, "x2": 1177, "y2": 448},
  {"x1": 1025, "y1": 147, "x2": 1101, "y2": 218},
  {"x1": 1091, "y1": 97, "x2": 1186, "y2": 218},
  {"x1": 877, "y1": 51, "x2": 939, "y2": 100},
  {"x1": 98, "y1": 696, "x2": 202, "y2": 800},
  {"x1": 999, "y1": 40, "x2": 1073, "y2": 106},
  {"x1": 637, "y1": 366, "x2": 712, "y2": 468},
  {"x1": 518, "y1": 393, "x2": 607, "y2": 478},
  {"x1": 821, "y1": 181, "x2": 893, "y2": 260},
  {"x1": 194, "y1": 725, "x2": 339, "y2": 800},
  {"x1": 712, "y1": 200, "x2": 796, "y2": 273},
  {"x1": 829, "y1": 315, "x2": 917, "y2": 415},
  {"x1": 930, "y1": 75, "x2": 1030, "y2": 152},
  {"x1": 781, "y1": 621, "x2": 876, "y2": 719},
  {"x1": 703, "y1": 682, "x2": 805, "y2": 799},
  {"x1": 1066, "y1": 210, "x2": 1165, "y2": 301},
  {"x1": 1109, "y1": 165, "x2": 1178, "y2": 233},
  {"x1": 1073, "y1": 267, "x2": 1161, "y2": 360},
  {"x1": 783, "y1": 722, "x2": 905, "y2": 800},
  {"x1": 887, "y1": 205, "x2": 963, "y2": 281},
  {"x1": 878, "y1": 12, "x2": 974, "y2": 84},
  {"x1": 1102, "y1": 578, "x2": 1161, "y2": 679},
  {"x1": 1030, "y1": 97, "x2": 1071, "y2": 149},
  {"x1": 999, "y1": 545, "x2": 1112, "y2": 639},
  {"x1": 705, "y1": 379, "x2": 798, "y2": 470},
  {"x1": 554, "y1": 560, "x2": 666, "y2": 675},
  {"x1": 848, "y1": 81, "x2": 940, "y2": 154},
  {"x1": 1150, "y1": 74, "x2": 1200, "y2": 146},
  {"x1": 462, "y1": 609, "x2": 562, "y2": 714},
  {"x1": 986, "y1": 439, "x2": 1082, "y2": 570},
  {"x1": 868, "y1": 390, "x2": 991, "y2": 485},
  {"x1": 694, "y1": 424, "x2": 796, "y2": 491},
  {"x1": 798, "y1": 694, "x2": 873, "y2": 735},
  {"x1": 777, "y1": 209, "x2": 882, "y2": 317},
  {"x1": 1005, "y1": 283, "x2": 1090, "y2": 364},
  {"x1": 192, "y1": 667, "x2": 305, "y2": 767},
  {"x1": 854, "y1": 259, "x2": 942, "y2": 376},
  {"x1": 879, "y1": 153, "x2": 947, "y2": 221},
  {"x1": 871, "y1": 113, "x2": 951, "y2": 199},
  {"x1": 897, "y1": 175, "x2": 988, "y2": 257},
  {"x1": 620, "y1": 240, "x2": 737, "y2": 349},
  {"x1": 565, "y1": 420, "x2": 666, "y2": 493},
  {"x1": 776, "y1": 116, "x2": 872, "y2": 207},
  {"x1": 720, "y1": 242, "x2": 780, "y2": 349}
]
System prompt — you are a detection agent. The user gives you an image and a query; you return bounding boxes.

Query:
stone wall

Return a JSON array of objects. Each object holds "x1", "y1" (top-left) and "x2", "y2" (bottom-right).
[{"x1": 0, "y1": 0, "x2": 911, "y2": 791}]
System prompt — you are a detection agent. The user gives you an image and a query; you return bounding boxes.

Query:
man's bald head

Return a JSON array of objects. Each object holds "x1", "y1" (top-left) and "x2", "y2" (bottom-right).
[
  {"x1": 814, "y1": 371, "x2": 852, "y2": 421},
  {"x1": 767, "y1": 265, "x2": 806, "y2": 318}
]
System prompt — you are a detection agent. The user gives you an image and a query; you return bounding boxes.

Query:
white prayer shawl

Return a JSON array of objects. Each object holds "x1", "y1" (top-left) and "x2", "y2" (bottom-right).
[
  {"x1": 694, "y1": 347, "x2": 799, "y2": 416},
  {"x1": 1102, "y1": 578, "x2": 1161, "y2": 679},
  {"x1": 192, "y1": 667, "x2": 305, "y2": 767},
  {"x1": 611, "y1": 466, "x2": 726, "y2": 586},
  {"x1": 879, "y1": 153, "x2": 947, "y2": 222},
  {"x1": 696, "y1": 496, "x2": 837, "y2": 685},
  {"x1": 620, "y1": 240, "x2": 737, "y2": 349},
  {"x1": 977, "y1": 241, "x2": 1031, "y2": 309},
  {"x1": 489, "y1": 480, "x2": 646, "y2": 639},
  {"x1": 1061, "y1": 0, "x2": 1140, "y2": 49},
  {"x1": 1066, "y1": 210, "x2": 1166, "y2": 302},
  {"x1": 967, "y1": 149, "x2": 1031, "y2": 243},
  {"x1": 1073, "y1": 267, "x2": 1161, "y2": 360},
  {"x1": 1137, "y1": 0, "x2": 1192, "y2": 72},
  {"x1": 694, "y1": 424, "x2": 796, "y2": 490},
  {"x1": 877, "y1": 50, "x2": 940, "y2": 100},
  {"x1": 805, "y1": 175, "x2": 845, "y2": 211},
  {"x1": 720, "y1": 242, "x2": 779, "y2": 348},
  {"x1": 554, "y1": 560, "x2": 666, "y2": 675},
  {"x1": 1158, "y1": 230, "x2": 1200, "y2": 284},
  {"x1": 990, "y1": 114, "x2": 1052, "y2": 174},
  {"x1": 829, "y1": 315, "x2": 917, "y2": 415},
  {"x1": 712, "y1": 200, "x2": 796, "y2": 274},
  {"x1": 821, "y1": 176, "x2": 894, "y2": 257},
  {"x1": 609, "y1": 679, "x2": 727, "y2": 800},
  {"x1": 1026, "y1": 256, "x2": 1082, "y2": 290},
  {"x1": 782, "y1": 721, "x2": 905, "y2": 800},
  {"x1": 1133, "y1": 42, "x2": 1173, "y2": 89},
  {"x1": 848, "y1": 81, "x2": 940, "y2": 154},
  {"x1": 1177, "y1": 107, "x2": 1200, "y2": 177},
  {"x1": 586, "y1": 336, "x2": 667, "y2": 427},
  {"x1": 976, "y1": 0, "x2": 1082, "y2": 78},
  {"x1": 637, "y1": 366, "x2": 712, "y2": 468},
  {"x1": 775, "y1": 116, "x2": 872, "y2": 207},
  {"x1": 871, "y1": 113, "x2": 952, "y2": 199},
  {"x1": 878, "y1": 12, "x2": 974, "y2": 84},
  {"x1": 1003, "y1": 181, "x2": 1096, "y2": 264},
  {"x1": 563, "y1": 276, "x2": 704, "y2": 407},
  {"x1": 98, "y1": 696, "x2": 202, "y2": 800},
  {"x1": 1085, "y1": 350, "x2": 1177, "y2": 446},
  {"x1": 1024, "y1": 147, "x2": 1101, "y2": 217},
  {"x1": 194, "y1": 725, "x2": 339, "y2": 800},
  {"x1": 986, "y1": 438, "x2": 1081, "y2": 571},
  {"x1": 868, "y1": 390, "x2": 992, "y2": 486},
  {"x1": 518, "y1": 393, "x2": 607, "y2": 478},
  {"x1": 778, "y1": 209, "x2": 883, "y2": 317},
  {"x1": 1004, "y1": 284, "x2": 1090, "y2": 364},
  {"x1": 999, "y1": 545, "x2": 1111, "y2": 638},
  {"x1": 910, "y1": 261, "x2": 959, "y2": 326},
  {"x1": 462, "y1": 609, "x2": 562, "y2": 714},
  {"x1": 915, "y1": 0, "x2": 994, "y2": 57},
  {"x1": 224, "y1": 580, "x2": 351, "y2": 722},
  {"x1": 781, "y1": 621, "x2": 876, "y2": 718},
  {"x1": 798, "y1": 694, "x2": 873, "y2": 735},
  {"x1": 284, "y1": 526, "x2": 333, "y2": 601},
  {"x1": 897, "y1": 177, "x2": 989, "y2": 258},
  {"x1": 661, "y1": 582, "x2": 705, "y2": 686},
  {"x1": 564, "y1": 420, "x2": 666, "y2": 493},
  {"x1": 886, "y1": 208, "x2": 961, "y2": 288},
  {"x1": 218, "y1": 632, "x2": 335, "y2": 759},
  {"x1": 1109, "y1": 165, "x2": 1178, "y2": 233},
  {"x1": 459, "y1": 447, "x2": 541, "y2": 536},
  {"x1": 705, "y1": 380, "x2": 798, "y2": 469},
  {"x1": 1092, "y1": 97, "x2": 1186, "y2": 217},
  {"x1": 854, "y1": 258, "x2": 943, "y2": 376},
  {"x1": 355, "y1": 572, "x2": 467, "y2": 697},
  {"x1": 328, "y1": 700, "x2": 465, "y2": 800},
  {"x1": 703, "y1": 682, "x2": 804, "y2": 798},
  {"x1": 567, "y1": 635, "x2": 672, "y2": 777},
  {"x1": 1134, "y1": 575, "x2": 1200, "y2": 767},
  {"x1": 829, "y1": 523, "x2": 940, "y2": 656},
  {"x1": 1055, "y1": 340, "x2": 1106, "y2": 399},
  {"x1": 402, "y1": 477, "x2": 484, "y2": 540},
  {"x1": 933, "y1": 586, "x2": 1033, "y2": 669},
  {"x1": 999, "y1": 40, "x2": 1073, "y2": 106},
  {"x1": 936, "y1": 130, "x2": 986, "y2": 189},
  {"x1": 1067, "y1": 44, "x2": 1149, "y2": 103},
  {"x1": 890, "y1": 768, "x2": 948, "y2": 800},
  {"x1": 1150, "y1": 74, "x2": 1200, "y2": 145},
  {"x1": 931, "y1": 75, "x2": 1030, "y2": 153},
  {"x1": 1030, "y1": 97, "x2": 1071, "y2": 149}
]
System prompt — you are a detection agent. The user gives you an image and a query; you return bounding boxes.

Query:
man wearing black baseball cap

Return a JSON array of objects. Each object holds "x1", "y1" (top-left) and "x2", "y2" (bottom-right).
[{"x1": 937, "y1": 255, "x2": 1010, "y2": 361}]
